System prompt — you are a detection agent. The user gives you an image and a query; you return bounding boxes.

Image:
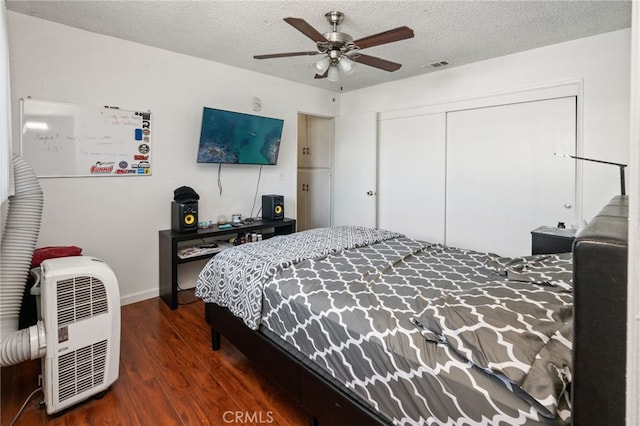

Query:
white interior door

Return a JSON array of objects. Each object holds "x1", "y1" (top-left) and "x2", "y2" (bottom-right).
[
  {"x1": 446, "y1": 96, "x2": 577, "y2": 257},
  {"x1": 378, "y1": 113, "x2": 446, "y2": 242},
  {"x1": 333, "y1": 112, "x2": 377, "y2": 227}
]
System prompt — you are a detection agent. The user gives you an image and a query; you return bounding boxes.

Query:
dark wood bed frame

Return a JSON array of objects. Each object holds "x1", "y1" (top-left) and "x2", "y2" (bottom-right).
[{"x1": 205, "y1": 195, "x2": 629, "y2": 426}]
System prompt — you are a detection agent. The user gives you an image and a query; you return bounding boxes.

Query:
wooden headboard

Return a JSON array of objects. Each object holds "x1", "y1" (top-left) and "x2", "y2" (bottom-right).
[{"x1": 572, "y1": 195, "x2": 628, "y2": 425}]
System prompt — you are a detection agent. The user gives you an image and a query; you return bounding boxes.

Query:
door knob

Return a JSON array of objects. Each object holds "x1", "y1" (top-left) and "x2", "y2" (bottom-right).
[{"x1": 564, "y1": 203, "x2": 572, "y2": 209}]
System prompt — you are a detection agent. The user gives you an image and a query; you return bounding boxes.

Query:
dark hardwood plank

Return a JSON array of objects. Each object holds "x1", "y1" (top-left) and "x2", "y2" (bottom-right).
[
  {"x1": 1, "y1": 291, "x2": 309, "y2": 425},
  {"x1": 175, "y1": 380, "x2": 241, "y2": 425},
  {"x1": 0, "y1": 359, "x2": 43, "y2": 426}
]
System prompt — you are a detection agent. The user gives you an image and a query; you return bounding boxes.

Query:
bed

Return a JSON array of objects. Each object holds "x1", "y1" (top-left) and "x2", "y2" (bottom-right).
[{"x1": 195, "y1": 196, "x2": 628, "y2": 426}]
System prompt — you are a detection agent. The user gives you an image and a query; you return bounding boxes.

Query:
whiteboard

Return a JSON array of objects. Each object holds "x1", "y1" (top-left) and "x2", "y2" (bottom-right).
[{"x1": 20, "y1": 99, "x2": 152, "y2": 177}]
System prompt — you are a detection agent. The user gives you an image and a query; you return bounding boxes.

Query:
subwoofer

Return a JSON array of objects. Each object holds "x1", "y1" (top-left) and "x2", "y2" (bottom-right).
[
  {"x1": 262, "y1": 194, "x2": 284, "y2": 221},
  {"x1": 172, "y1": 201, "x2": 198, "y2": 232}
]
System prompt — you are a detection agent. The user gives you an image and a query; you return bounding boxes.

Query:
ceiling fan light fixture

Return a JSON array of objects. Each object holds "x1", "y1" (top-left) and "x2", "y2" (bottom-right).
[
  {"x1": 338, "y1": 56, "x2": 355, "y2": 75},
  {"x1": 314, "y1": 56, "x2": 331, "y2": 74},
  {"x1": 327, "y1": 65, "x2": 340, "y2": 82},
  {"x1": 254, "y1": 11, "x2": 413, "y2": 83}
]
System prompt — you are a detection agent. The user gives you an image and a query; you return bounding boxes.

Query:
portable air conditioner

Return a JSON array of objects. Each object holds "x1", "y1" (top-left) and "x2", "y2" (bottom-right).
[{"x1": 39, "y1": 256, "x2": 120, "y2": 414}]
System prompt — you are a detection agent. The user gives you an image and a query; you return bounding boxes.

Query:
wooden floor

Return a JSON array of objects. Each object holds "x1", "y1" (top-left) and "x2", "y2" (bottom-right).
[{"x1": 1, "y1": 290, "x2": 310, "y2": 425}]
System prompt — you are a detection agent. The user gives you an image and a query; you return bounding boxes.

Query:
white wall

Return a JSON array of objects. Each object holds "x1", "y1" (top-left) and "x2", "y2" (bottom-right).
[
  {"x1": 6, "y1": 12, "x2": 339, "y2": 304},
  {"x1": 341, "y1": 29, "x2": 631, "y2": 222}
]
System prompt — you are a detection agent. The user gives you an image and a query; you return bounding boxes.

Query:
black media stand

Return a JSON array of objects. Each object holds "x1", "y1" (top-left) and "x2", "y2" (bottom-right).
[{"x1": 159, "y1": 218, "x2": 296, "y2": 309}]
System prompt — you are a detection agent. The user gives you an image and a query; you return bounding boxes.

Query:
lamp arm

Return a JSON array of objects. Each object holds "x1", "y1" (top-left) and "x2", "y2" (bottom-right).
[
  {"x1": 555, "y1": 153, "x2": 627, "y2": 195},
  {"x1": 558, "y1": 153, "x2": 627, "y2": 168}
]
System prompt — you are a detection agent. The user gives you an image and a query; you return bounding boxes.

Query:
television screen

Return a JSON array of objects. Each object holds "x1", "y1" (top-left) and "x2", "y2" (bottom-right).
[{"x1": 197, "y1": 107, "x2": 283, "y2": 165}]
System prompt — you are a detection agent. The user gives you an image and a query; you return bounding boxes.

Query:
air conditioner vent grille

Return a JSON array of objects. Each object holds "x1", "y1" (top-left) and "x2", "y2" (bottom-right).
[
  {"x1": 57, "y1": 340, "x2": 108, "y2": 403},
  {"x1": 56, "y1": 276, "x2": 109, "y2": 325},
  {"x1": 427, "y1": 60, "x2": 450, "y2": 68}
]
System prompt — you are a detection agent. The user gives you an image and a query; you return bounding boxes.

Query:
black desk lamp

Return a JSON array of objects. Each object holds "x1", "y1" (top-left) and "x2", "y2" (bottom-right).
[{"x1": 555, "y1": 153, "x2": 628, "y2": 195}]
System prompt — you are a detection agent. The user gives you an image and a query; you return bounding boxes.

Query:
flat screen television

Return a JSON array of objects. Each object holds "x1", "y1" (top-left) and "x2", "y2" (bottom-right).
[{"x1": 197, "y1": 107, "x2": 284, "y2": 165}]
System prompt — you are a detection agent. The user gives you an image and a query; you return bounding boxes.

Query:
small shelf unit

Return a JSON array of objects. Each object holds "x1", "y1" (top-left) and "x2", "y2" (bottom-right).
[{"x1": 159, "y1": 218, "x2": 296, "y2": 309}]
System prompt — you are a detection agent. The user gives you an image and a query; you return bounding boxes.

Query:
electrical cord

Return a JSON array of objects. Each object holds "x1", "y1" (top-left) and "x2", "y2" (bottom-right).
[
  {"x1": 10, "y1": 387, "x2": 42, "y2": 426},
  {"x1": 177, "y1": 285, "x2": 200, "y2": 305},
  {"x1": 217, "y1": 163, "x2": 223, "y2": 196},
  {"x1": 178, "y1": 298, "x2": 200, "y2": 306},
  {"x1": 249, "y1": 165, "x2": 263, "y2": 219}
]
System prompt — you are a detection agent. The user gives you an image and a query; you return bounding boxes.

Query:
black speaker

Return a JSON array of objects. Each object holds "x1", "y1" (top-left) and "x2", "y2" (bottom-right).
[
  {"x1": 172, "y1": 201, "x2": 198, "y2": 232},
  {"x1": 262, "y1": 194, "x2": 284, "y2": 221}
]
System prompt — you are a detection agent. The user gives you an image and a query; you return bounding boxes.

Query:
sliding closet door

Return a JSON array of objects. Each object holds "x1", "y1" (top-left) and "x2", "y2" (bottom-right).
[
  {"x1": 378, "y1": 113, "x2": 446, "y2": 242},
  {"x1": 446, "y1": 96, "x2": 576, "y2": 257}
]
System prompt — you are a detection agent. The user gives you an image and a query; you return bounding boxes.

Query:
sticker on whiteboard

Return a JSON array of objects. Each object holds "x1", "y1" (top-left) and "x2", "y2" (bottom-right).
[
  {"x1": 90, "y1": 162, "x2": 114, "y2": 174},
  {"x1": 135, "y1": 129, "x2": 143, "y2": 140},
  {"x1": 138, "y1": 144, "x2": 150, "y2": 154}
]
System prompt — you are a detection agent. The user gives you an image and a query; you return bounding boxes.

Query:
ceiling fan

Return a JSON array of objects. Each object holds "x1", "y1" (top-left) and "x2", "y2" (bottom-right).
[{"x1": 254, "y1": 11, "x2": 414, "y2": 82}]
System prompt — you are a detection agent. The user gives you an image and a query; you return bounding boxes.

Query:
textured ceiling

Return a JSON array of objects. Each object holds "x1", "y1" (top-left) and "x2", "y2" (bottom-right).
[{"x1": 5, "y1": 0, "x2": 633, "y2": 93}]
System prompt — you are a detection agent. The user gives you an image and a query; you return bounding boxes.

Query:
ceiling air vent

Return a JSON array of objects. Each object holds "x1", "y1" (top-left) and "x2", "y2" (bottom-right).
[{"x1": 427, "y1": 60, "x2": 450, "y2": 69}]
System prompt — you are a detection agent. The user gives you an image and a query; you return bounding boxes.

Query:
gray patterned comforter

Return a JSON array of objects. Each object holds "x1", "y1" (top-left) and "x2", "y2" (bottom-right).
[
  {"x1": 196, "y1": 227, "x2": 573, "y2": 425},
  {"x1": 195, "y1": 226, "x2": 402, "y2": 329}
]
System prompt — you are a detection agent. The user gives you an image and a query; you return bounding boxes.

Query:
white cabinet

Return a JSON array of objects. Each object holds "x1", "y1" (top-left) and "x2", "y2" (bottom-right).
[
  {"x1": 298, "y1": 115, "x2": 332, "y2": 168},
  {"x1": 297, "y1": 114, "x2": 333, "y2": 231},
  {"x1": 297, "y1": 169, "x2": 331, "y2": 231}
]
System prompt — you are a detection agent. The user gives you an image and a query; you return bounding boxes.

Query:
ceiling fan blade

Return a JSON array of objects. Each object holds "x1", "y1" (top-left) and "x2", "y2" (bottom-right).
[
  {"x1": 352, "y1": 54, "x2": 402, "y2": 72},
  {"x1": 254, "y1": 51, "x2": 320, "y2": 59},
  {"x1": 353, "y1": 26, "x2": 414, "y2": 50},
  {"x1": 284, "y1": 17, "x2": 329, "y2": 43}
]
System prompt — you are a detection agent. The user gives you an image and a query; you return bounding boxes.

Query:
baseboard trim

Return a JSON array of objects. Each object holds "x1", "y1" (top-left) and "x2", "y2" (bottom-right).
[{"x1": 120, "y1": 288, "x2": 159, "y2": 306}]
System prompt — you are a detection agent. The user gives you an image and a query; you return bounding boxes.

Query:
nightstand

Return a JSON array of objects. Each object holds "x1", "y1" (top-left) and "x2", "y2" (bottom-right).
[{"x1": 531, "y1": 226, "x2": 577, "y2": 255}]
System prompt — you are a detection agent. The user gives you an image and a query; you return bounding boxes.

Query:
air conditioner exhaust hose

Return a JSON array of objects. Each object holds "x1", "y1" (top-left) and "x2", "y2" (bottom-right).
[{"x1": 0, "y1": 155, "x2": 45, "y2": 366}]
